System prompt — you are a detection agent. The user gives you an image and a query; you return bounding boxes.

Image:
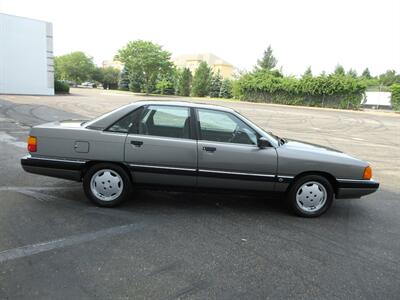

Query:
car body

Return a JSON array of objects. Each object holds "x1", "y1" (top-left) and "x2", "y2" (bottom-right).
[
  {"x1": 80, "y1": 82, "x2": 95, "y2": 88},
  {"x1": 21, "y1": 101, "x2": 379, "y2": 217}
]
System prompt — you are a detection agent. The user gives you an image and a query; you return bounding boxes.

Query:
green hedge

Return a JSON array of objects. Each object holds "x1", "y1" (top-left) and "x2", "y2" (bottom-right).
[
  {"x1": 391, "y1": 84, "x2": 400, "y2": 111},
  {"x1": 54, "y1": 80, "x2": 70, "y2": 94},
  {"x1": 235, "y1": 71, "x2": 367, "y2": 109}
]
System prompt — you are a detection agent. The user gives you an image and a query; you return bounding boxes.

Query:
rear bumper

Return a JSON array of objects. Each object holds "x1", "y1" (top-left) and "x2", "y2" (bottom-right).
[
  {"x1": 21, "y1": 155, "x2": 85, "y2": 181},
  {"x1": 336, "y1": 178, "x2": 379, "y2": 199}
]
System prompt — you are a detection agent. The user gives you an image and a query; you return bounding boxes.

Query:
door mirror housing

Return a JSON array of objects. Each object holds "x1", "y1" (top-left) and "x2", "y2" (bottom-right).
[{"x1": 257, "y1": 137, "x2": 272, "y2": 148}]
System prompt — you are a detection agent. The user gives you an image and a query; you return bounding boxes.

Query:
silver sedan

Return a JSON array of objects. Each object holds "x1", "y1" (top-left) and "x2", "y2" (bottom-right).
[{"x1": 21, "y1": 101, "x2": 379, "y2": 217}]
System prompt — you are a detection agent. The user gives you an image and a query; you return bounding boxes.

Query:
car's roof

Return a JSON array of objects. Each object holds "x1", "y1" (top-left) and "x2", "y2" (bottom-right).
[
  {"x1": 84, "y1": 100, "x2": 236, "y2": 130},
  {"x1": 131, "y1": 100, "x2": 235, "y2": 112}
]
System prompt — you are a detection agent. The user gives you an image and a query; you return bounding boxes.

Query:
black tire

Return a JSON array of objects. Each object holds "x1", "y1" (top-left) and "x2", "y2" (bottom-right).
[
  {"x1": 83, "y1": 163, "x2": 132, "y2": 207},
  {"x1": 287, "y1": 174, "x2": 334, "y2": 217}
]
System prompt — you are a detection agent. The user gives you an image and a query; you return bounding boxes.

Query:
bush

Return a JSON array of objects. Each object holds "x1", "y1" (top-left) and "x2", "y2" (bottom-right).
[
  {"x1": 235, "y1": 70, "x2": 366, "y2": 109},
  {"x1": 391, "y1": 84, "x2": 400, "y2": 111},
  {"x1": 54, "y1": 80, "x2": 70, "y2": 94},
  {"x1": 155, "y1": 79, "x2": 175, "y2": 95}
]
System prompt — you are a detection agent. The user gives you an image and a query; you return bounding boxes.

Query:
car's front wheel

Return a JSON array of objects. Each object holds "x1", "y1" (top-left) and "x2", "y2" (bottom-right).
[
  {"x1": 287, "y1": 174, "x2": 334, "y2": 217},
  {"x1": 83, "y1": 163, "x2": 131, "y2": 207}
]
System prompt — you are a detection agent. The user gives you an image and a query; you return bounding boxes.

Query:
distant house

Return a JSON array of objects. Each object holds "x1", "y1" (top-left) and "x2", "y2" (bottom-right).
[
  {"x1": 173, "y1": 53, "x2": 235, "y2": 79},
  {"x1": 102, "y1": 60, "x2": 124, "y2": 70}
]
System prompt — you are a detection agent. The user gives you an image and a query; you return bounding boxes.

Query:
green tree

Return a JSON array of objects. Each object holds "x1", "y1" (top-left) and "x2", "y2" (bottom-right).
[
  {"x1": 118, "y1": 67, "x2": 130, "y2": 90},
  {"x1": 256, "y1": 45, "x2": 277, "y2": 70},
  {"x1": 128, "y1": 69, "x2": 145, "y2": 92},
  {"x1": 219, "y1": 79, "x2": 233, "y2": 98},
  {"x1": 347, "y1": 68, "x2": 358, "y2": 78},
  {"x1": 209, "y1": 71, "x2": 223, "y2": 98},
  {"x1": 361, "y1": 68, "x2": 372, "y2": 79},
  {"x1": 191, "y1": 62, "x2": 212, "y2": 97},
  {"x1": 391, "y1": 84, "x2": 400, "y2": 111},
  {"x1": 54, "y1": 51, "x2": 96, "y2": 83},
  {"x1": 155, "y1": 68, "x2": 177, "y2": 95},
  {"x1": 333, "y1": 64, "x2": 345, "y2": 76},
  {"x1": 116, "y1": 40, "x2": 173, "y2": 94},
  {"x1": 303, "y1": 66, "x2": 313, "y2": 78},
  {"x1": 100, "y1": 67, "x2": 120, "y2": 89},
  {"x1": 379, "y1": 70, "x2": 400, "y2": 86},
  {"x1": 177, "y1": 68, "x2": 192, "y2": 96}
]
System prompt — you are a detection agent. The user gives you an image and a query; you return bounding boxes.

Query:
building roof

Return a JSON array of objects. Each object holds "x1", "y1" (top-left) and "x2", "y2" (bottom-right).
[{"x1": 173, "y1": 53, "x2": 233, "y2": 67}]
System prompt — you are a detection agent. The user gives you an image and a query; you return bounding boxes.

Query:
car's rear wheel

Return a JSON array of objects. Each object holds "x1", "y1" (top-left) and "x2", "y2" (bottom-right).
[
  {"x1": 83, "y1": 163, "x2": 131, "y2": 207},
  {"x1": 287, "y1": 174, "x2": 334, "y2": 217}
]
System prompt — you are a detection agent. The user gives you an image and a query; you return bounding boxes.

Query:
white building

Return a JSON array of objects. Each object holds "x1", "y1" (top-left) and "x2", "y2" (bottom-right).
[{"x1": 0, "y1": 13, "x2": 54, "y2": 95}]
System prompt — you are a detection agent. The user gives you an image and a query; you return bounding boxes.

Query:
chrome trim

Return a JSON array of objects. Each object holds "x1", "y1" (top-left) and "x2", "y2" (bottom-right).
[
  {"x1": 26, "y1": 155, "x2": 86, "y2": 164},
  {"x1": 198, "y1": 169, "x2": 275, "y2": 178},
  {"x1": 337, "y1": 178, "x2": 375, "y2": 183},
  {"x1": 278, "y1": 175, "x2": 294, "y2": 179},
  {"x1": 129, "y1": 163, "x2": 196, "y2": 172}
]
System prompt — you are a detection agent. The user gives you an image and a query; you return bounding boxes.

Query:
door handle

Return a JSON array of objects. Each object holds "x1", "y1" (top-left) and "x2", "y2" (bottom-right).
[
  {"x1": 131, "y1": 140, "x2": 143, "y2": 147},
  {"x1": 202, "y1": 146, "x2": 216, "y2": 152}
]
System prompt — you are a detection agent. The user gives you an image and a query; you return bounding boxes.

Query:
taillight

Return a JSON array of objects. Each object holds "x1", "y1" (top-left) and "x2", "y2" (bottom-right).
[
  {"x1": 363, "y1": 166, "x2": 372, "y2": 180},
  {"x1": 27, "y1": 136, "x2": 37, "y2": 152}
]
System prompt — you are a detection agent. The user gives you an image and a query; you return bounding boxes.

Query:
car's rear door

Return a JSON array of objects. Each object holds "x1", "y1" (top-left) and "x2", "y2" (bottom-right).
[
  {"x1": 124, "y1": 105, "x2": 197, "y2": 186},
  {"x1": 196, "y1": 108, "x2": 277, "y2": 191}
]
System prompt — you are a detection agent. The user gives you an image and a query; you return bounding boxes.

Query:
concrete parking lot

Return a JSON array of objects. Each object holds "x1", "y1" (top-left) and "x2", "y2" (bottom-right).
[{"x1": 0, "y1": 88, "x2": 399, "y2": 299}]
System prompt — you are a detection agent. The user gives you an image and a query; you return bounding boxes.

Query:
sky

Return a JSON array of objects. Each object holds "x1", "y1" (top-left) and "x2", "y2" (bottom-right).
[{"x1": 1, "y1": 0, "x2": 399, "y2": 76}]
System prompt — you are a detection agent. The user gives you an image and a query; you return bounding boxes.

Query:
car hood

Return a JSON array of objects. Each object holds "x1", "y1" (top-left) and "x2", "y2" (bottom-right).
[
  {"x1": 279, "y1": 139, "x2": 363, "y2": 162},
  {"x1": 281, "y1": 139, "x2": 342, "y2": 153}
]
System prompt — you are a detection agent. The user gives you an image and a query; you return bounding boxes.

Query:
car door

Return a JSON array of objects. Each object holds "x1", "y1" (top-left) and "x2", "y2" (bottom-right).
[
  {"x1": 124, "y1": 105, "x2": 197, "y2": 186},
  {"x1": 196, "y1": 108, "x2": 277, "y2": 191}
]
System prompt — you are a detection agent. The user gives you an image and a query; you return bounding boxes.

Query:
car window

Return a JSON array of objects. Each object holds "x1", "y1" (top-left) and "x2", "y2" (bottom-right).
[
  {"x1": 107, "y1": 107, "x2": 143, "y2": 133},
  {"x1": 197, "y1": 109, "x2": 257, "y2": 145},
  {"x1": 138, "y1": 105, "x2": 190, "y2": 139}
]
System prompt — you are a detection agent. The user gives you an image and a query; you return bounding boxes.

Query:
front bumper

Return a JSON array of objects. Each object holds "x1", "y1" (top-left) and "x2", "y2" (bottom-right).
[
  {"x1": 21, "y1": 155, "x2": 86, "y2": 181},
  {"x1": 336, "y1": 178, "x2": 379, "y2": 199}
]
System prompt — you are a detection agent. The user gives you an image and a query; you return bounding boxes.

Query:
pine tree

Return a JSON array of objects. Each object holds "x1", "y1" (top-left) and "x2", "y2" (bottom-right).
[
  {"x1": 361, "y1": 68, "x2": 372, "y2": 79},
  {"x1": 177, "y1": 68, "x2": 192, "y2": 96},
  {"x1": 256, "y1": 45, "x2": 277, "y2": 70},
  {"x1": 347, "y1": 68, "x2": 358, "y2": 78},
  {"x1": 209, "y1": 71, "x2": 222, "y2": 98},
  {"x1": 191, "y1": 62, "x2": 212, "y2": 97},
  {"x1": 333, "y1": 64, "x2": 345, "y2": 76},
  {"x1": 219, "y1": 79, "x2": 233, "y2": 98},
  {"x1": 303, "y1": 66, "x2": 313, "y2": 78}
]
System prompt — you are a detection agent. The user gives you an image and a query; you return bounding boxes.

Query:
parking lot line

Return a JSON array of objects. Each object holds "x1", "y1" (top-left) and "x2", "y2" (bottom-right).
[{"x1": 0, "y1": 222, "x2": 147, "y2": 263}]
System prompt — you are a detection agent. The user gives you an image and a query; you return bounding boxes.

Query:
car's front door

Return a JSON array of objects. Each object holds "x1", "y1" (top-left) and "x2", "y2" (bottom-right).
[
  {"x1": 124, "y1": 105, "x2": 197, "y2": 186},
  {"x1": 196, "y1": 108, "x2": 277, "y2": 191}
]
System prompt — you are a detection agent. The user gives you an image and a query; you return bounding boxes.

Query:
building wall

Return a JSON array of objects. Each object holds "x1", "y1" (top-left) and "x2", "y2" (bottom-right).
[
  {"x1": 102, "y1": 60, "x2": 124, "y2": 70},
  {"x1": 173, "y1": 53, "x2": 235, "y2": 79},
  {"x1": 212, "y1": 64, "x2": 234, "y2": 79},
  {"x1": 0, "y1": 13, "x2": 54, "y2": 95}
]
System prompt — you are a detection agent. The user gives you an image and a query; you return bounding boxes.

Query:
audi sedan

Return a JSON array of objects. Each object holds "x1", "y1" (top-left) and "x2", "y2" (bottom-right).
[{"x1": 21, "y1": 101, "x2": 379, "y2": 217}]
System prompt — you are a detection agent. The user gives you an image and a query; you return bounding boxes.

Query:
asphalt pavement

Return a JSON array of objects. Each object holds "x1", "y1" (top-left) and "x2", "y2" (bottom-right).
[{"x1": 0, "y1": 94, "x2": 399, "y2": 300}]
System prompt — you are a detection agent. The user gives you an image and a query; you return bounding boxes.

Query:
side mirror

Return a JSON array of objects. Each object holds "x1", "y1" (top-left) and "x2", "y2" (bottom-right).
[{"x1": 257, "y1": 137, "x2": 272, "y2": 148}]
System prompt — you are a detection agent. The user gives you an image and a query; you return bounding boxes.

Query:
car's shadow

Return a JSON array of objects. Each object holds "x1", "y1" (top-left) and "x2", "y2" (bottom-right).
[
  {"x1": 50, "y1": 186, "x2": 290, "y2": 217},
  {"x1": 44, "y1": 183, "x2": 383, "y2": 220}
]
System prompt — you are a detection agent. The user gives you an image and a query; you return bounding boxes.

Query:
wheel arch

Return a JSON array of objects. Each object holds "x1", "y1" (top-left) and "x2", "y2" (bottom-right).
[
  {"x1": 82, "y1": 160, "x2": 133, "y2": 183},
  {"x1": 288, "y1": 171, "x2": 338, "y2": 195}
]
